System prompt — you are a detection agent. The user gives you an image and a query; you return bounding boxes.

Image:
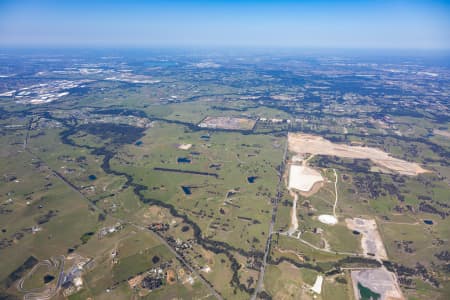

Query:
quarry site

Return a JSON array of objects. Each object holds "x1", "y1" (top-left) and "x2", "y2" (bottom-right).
[
  {"x1": 283, "y1": 133, "x2": 421, "y2": 300},
  {"x1": 351, "y1": 268, "x2": 404, "y2": 300},
  {"x1": 288, "y1": 133, "x2": 429, "y2": 176},
  {"x1": 345, "y1": 218, "x2": 388, "y2": 260},
  {"x1": 1, "y1": 47, "x2": 448, "y2": 300},
  {"x1": 198, "y1": 116, "x2": 257, "y2": 130}
]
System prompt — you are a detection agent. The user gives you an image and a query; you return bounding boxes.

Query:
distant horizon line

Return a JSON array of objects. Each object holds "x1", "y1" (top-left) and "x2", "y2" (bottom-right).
[{"x1": 1, "y1": 45, "x2": 450, "y2": 52}]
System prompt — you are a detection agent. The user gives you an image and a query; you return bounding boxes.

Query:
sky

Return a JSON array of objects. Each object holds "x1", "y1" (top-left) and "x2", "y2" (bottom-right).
[{"x1": 0, "y1": 0, "x2": 449, "y2": 49}]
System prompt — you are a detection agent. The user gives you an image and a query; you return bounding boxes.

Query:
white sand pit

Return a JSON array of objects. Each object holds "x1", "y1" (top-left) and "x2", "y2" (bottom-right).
[
  {"x1": 288, "y1": 165, "x2": 324, "y2": 192},
  {"x1": 311, "y1": 275, "x2": 323, "y2": 294},
  {"x1": 318, "y1": 214, "x2": 338, "y2": 225},
  {"x1": 178, "y1": 143, "x2": 192, "y2": 150}
]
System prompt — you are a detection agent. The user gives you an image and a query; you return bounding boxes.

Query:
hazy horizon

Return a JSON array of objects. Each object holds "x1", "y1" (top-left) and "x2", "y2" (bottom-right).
[{"x1": 0, "y1": 0, "x2": 449, "y2": 50}]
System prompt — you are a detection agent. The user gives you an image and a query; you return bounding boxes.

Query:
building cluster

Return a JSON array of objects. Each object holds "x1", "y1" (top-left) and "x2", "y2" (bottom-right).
[
  {"x1": 62, "y1": 256, "x2": 92, "y2": 297},
  {"x1": 148, "y1": 223, "x2": 170, "y2": 232},
  {"x1": 0, "y1": 80, "x2": 92, "y2": 105},
  {"x1": 98, "y1": 222, "x2": 123, "y2": 239}
]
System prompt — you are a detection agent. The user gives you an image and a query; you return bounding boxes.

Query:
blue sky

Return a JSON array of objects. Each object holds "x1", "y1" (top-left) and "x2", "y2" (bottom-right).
[{"x1": 0, "y1": 0, "x2": 449, "y2": 49}]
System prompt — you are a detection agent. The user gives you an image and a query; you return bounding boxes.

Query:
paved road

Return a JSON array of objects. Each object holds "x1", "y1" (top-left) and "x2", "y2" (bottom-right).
[
  {"x1": 132, "y1": 224, "x2": 223, "y2": 300},
  {"x1": 19, "y1": 256, "x2": 65, "y2": 300},
  {"x1": 251, "y1": 135, "x2": 288, "y2": 300},
  {"x1": 26, "y1": 148, "x2": 222, "y2": 300},
  {"x1": 26, "y1": 149, "x2": 102, "y2": 216}
]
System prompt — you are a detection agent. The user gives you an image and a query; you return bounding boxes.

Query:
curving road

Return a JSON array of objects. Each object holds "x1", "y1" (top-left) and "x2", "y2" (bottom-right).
[
  {"x1": 19, "y1": 256, "x2": 65, "y2": 300},
  {"x1": 26, "y1": 149, "x2": 222, "y2": 300}
]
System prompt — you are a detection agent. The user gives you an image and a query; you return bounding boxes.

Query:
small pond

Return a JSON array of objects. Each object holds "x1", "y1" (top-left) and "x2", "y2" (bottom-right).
[
  {"x1": 247, "y1": 176, "x2": 258, "y2": 183},
  {"x1": 177, "y1": 157, "x2": 191, "y2": 163},
  {"x1": 43, "y1": 275, "x2": 55, "y2": 284},
  {"x1": 357, "y1": 282, "x2": 380, "y2": 300},
  {"x1": 181, "y1": 186, "x2": 192, "y2": 195}
]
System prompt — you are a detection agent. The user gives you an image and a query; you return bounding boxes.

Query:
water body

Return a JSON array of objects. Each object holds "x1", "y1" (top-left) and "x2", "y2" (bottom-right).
[
  {"x1": 88, "y1": 174, "x2": 97, "y2": 181},
  {"x1": 177, "y1": 157, "x2": 191, "y2": 163},
  {"x1": 181, "y1": 186, "x2": 192, "y2": 195},
  {"x1": 357, "y1": 282, "x2": 381, "y2": 300},
  {"x1": 247, "y1": 176, "x2": 258, "y2": 183},
  {"x1": 43, "y1": 275, "x2": 55, "y2": 284},
  {"x1": 424, "y1": 219, "x2": 434, "y2": 225},
  {"x1": 135, "y1": 140, "x2": 143, "y2": 146},
  {"x1": 226, "y1": 191, "x2": 237, "y2": 198}
]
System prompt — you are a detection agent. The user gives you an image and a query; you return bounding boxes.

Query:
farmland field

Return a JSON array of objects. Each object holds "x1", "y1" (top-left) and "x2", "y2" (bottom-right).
[{"x1": 0, "y1": 49, "x2": 449, "y2": 300}]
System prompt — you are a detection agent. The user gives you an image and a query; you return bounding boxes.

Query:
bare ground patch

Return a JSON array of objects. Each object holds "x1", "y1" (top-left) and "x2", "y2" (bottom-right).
[
  {"x1": 433, "y1": 129, "x2": 450, "y2": 139},
  {"x1": 345, "y1": 218, "x2": 387, "y2": 260},
  {"x1": 198, "y1": 116, "x2": 256, "y2": 130},
  {"x1": 288, "y1": 133, "x2": 429, "y2": 176},
  {"x1": 288, "y1": 164, "x2": 324, "y2": 193},
  {"x1": 351, "y1": 268, "x2": 404, "y2": 300}
]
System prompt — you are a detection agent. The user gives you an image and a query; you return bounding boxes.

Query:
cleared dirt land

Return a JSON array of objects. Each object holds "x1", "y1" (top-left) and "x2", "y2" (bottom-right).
[
  {"x1": 198, "y1": 116, "x2": 256, "y2": 130},
  {"x1": 346, "y1": 218, "x2": 387, "y2": 259},
  {"x1": 351, "y1": 268, "x2": 404, "y2": 300},
  {"x1": 288, "y1": 133, "x2": 429, "y2": 176},
  {"x1": 288, "y1": 165, "x2": 324, "y2": 192},
  {"x1": 433, "y1": 129, "x2": 450, "y2": 138}
]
